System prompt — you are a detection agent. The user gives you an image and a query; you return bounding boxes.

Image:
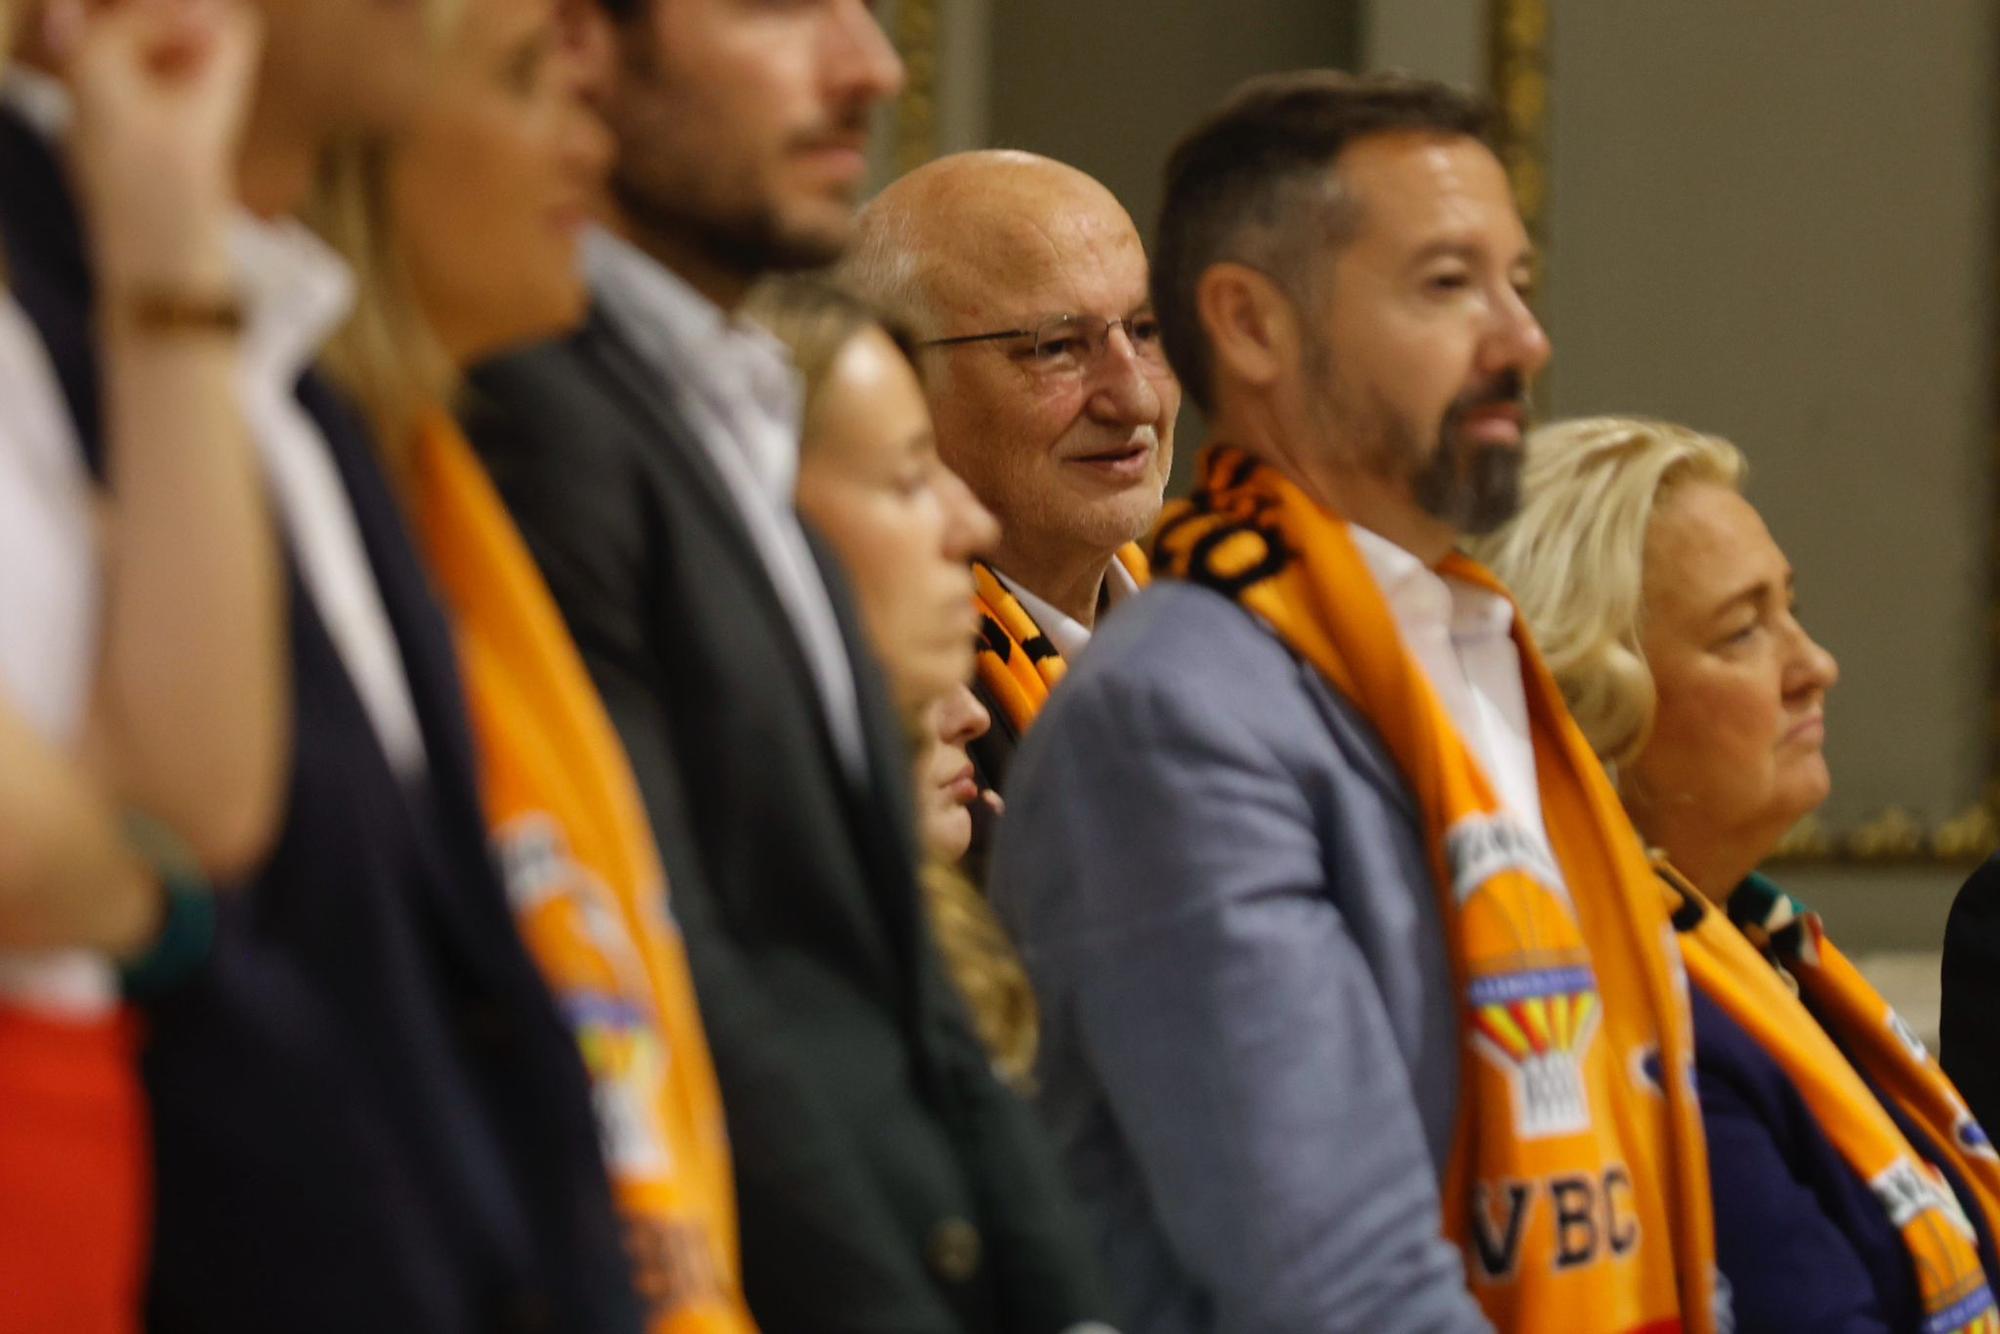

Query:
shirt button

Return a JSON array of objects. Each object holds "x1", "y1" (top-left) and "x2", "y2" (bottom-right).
[{"x1": 925, "y1": 1216, "x2": 983, "y2": 1284}]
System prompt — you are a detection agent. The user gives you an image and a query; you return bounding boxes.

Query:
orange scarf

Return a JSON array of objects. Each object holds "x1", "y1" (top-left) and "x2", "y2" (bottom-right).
[
  {"x1": 1669, "y1": 866, "x2": 2000, "y2": 1332},
  {"x1": 1151, "y1": 446, "x2": 1715, "y2": 1333},
  {"x1": 415, "y1": 412, "x2": 754, "y2": 1334},
  {"x1": 971, "y1": 545, "x2": 1148, "y2": 736}
]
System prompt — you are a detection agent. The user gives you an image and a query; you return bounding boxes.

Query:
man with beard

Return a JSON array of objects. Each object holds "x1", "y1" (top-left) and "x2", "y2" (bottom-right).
[
  {"x1": 841, "y1": 153, "x2": 1180, "y2": 857},
  {"x1": 989, "y1": 72, "x2": 1719, "y2": 1334},
  {"x1": 464, "y1": 3, "x2": 1111, "y2": 1332}
]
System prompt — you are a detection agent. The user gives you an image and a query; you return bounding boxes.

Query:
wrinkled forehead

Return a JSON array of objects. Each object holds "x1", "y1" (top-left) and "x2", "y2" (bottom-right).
[{"x1": 925, "y1": 186, "x2": 1151, "y2": 327}]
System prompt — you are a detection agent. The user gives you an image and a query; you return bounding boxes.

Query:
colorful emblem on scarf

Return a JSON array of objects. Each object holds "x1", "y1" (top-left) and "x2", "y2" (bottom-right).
[
  {"x1": 1451, "y1": 814, "x2": 1603, "y2": 1141},
  {"x1": 1468, "y1": 959, "x2": 1602, "y2": 1140},
  {"x1": 1872, "y1": 1163, "x2": 2000, "y2": 1334},
  {"x1": 497, "y1": 813, "x2": 675, "y2": 1175}
]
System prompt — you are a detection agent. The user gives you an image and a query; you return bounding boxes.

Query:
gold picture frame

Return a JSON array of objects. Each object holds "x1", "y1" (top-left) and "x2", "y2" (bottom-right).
[{"x1": 889, "y1": 0, "x2": 942, "y2": 177}]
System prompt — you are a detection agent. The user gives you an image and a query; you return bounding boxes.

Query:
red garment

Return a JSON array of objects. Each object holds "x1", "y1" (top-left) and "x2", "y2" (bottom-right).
[{"x1": 0, "y1": 1006, "x2": 146, "y2": 1333}]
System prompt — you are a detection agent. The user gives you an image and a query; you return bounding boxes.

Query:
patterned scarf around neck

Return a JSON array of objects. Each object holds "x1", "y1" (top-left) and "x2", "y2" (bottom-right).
[
  {"x1": 971, "y1": 544, "x2": 1148, "y2": 737},
  {"x1": 415, "y1": 411, "x2": 754, "y2": 1333},
  {"x1": 1150, "y1": 444, "x2": 1716, "y2": 1333},
  {"x1": 1668, "y1": 864, "x2": 2000, "y2": 1332}
]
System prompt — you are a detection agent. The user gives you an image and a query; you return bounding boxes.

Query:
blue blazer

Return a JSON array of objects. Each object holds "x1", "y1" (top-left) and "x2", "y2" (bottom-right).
[
  {"x1": 0, "y1": 106, "x2": 637, "y2": 1334},
  {"x1": 1675, "y1": 887, "x2": 1999, "y2": 1333}
]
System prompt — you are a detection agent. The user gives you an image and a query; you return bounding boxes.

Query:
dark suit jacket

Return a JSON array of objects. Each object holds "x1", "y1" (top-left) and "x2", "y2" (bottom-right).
[
  {"x1": 0, "y1": 108, "x2": 637, "y2": 1334},
  {"x1": 1943, "y1": 856, "x2": 2000, "y2": 1141},
  {"x1": 466, "y1": 310, "x2": 1104, "y2": 1334}
]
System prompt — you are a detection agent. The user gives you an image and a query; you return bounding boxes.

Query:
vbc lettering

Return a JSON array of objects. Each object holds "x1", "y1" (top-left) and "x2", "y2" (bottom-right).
[{"x1": 1470, "y1": 1166, "x2": 1640, "y2": 1281}]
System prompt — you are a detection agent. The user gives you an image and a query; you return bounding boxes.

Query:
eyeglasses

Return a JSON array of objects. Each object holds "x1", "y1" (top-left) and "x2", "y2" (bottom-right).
[{"x1": 920, "y1": 312, "x2": 1172, "y2": 378}]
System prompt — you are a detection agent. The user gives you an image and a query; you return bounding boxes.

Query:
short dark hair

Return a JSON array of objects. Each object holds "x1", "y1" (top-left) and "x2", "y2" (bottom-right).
[{"x1": 1153, "y1": 70, "x2": 1493, "y2": 414}]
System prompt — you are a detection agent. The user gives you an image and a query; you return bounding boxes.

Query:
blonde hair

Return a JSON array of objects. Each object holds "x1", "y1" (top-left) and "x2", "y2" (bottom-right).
[
  {"x1": 922, "y1": 860, "x2": 1039, "y2": 1092},
  {"x1": 741, "y1": 273, "x2": 920, "y2": 438},
  {"x1": 1470, "y1": 416, "x2": 1746, "y2": 775},
  {"x1": 302, "y1": 0, "x2": 470, "y2": 468},
  {"x1": 307, "y1": 139, "x2": 456, "y2": 467}
]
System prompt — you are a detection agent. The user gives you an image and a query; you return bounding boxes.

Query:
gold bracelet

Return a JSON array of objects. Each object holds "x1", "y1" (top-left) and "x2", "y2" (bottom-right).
[{"x1": 118, "y1": 286, "x2": 246, "y2": 337}]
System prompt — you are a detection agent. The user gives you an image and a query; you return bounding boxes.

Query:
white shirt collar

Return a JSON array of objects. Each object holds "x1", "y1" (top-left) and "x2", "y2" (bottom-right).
[
  {"x1": 229, "y1": 215, "x2": 355, "y2": 395},
  {"x1": 1, "y1": 63, "x2": 354, "y2": 390},
  {"x1": 584, "y1": 227, "x2": 802, "y2": 499},
  {"x1": 994, "y1": 557, "x2": 1141, "y2": 662},
  {"x1": 1348, "y1": 524, "x2": 1515, "y2": 644},
  {"x1": 1348, "y1": 520, "x2": 1547, "y2": 845},
  {"x1": 0, "y1": 64, "x2": 72, "y2": 139}
]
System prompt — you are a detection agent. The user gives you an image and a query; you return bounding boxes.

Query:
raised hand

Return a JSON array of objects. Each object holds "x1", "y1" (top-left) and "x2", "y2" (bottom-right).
[{"x1": 49, "y1": 0, "x2": 261, "y2": 292}]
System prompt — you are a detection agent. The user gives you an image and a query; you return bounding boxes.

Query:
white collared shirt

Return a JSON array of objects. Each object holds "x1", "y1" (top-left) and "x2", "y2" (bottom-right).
[
  {"x1": 0, "y1": 296, "x2": 114, "y2": 1016},
  {"x1": 993, "y1": 557, "x2": 1141, "y2": 662},
  {"x1": 0, "y1": 76, "x2": 97, "y2": 746},
  {"x1": 586, "y1": 227, "x2": 869, "y2": 780},
  {"x1": 0, "y1": 295, "x2": 97, "y2": 742},
  {"x1": 1350, "y1": 523, "x2": 1550, "y2": 849},
  {"x1": 231, "y1": 216, "x2": 428, "y2": 782}
]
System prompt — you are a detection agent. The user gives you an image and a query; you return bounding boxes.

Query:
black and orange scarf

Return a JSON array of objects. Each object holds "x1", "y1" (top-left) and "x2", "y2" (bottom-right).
[
  {"x1": 1669, "y1": 866, "x2": 2000, "y2": 1332},
  {"x1": 971, "y1": 546, "x2": 1148, "y2": 737},
  {"x1": 1151, "y1": 445, "x2": 1716, "y2": 1333}
]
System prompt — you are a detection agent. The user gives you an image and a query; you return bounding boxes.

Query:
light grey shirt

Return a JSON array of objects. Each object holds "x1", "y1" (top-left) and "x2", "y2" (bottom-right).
[{"x1": 586, "y1": 228, "x2": 868, "y2": 779}]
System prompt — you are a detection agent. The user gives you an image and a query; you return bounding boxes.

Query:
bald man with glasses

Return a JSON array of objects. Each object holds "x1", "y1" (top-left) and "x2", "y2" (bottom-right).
[{"x1": 844, "y1": 152, "x2": 1182, "y2": 842}]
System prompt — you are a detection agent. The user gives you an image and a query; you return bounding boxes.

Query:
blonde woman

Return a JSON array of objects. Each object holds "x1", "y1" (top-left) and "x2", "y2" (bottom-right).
[
  {"x1": 309, "y1": 0, "x2": 760, "y2": 1326},
  {"x1": 742, "y1": 273, "x2": 1042, "y2": 1089},
  {"x1": 1476, "y1": 416, "x2": 2000, "y2": 1332}
]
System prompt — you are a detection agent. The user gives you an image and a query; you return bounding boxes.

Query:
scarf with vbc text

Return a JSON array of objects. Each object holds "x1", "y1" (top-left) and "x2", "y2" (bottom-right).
[
  {"x1": 1150, "y1": 445, "x2": 1715, "y2": 1333},
  {"x1": 1668, "y1": 865, "x2": 2000, "y2": 1332},
  {"x1": 415, "y1": 412, "x2": 755, "y2": 1334},
  {"x1": 971, "y1": 545, "x2": 1148, "y2": 737}
]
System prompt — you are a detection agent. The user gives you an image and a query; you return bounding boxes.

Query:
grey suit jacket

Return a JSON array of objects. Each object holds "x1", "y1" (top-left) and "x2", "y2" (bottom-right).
[{"x1": 989, "y1": 580, "x2": 1492, "y2": 1334}]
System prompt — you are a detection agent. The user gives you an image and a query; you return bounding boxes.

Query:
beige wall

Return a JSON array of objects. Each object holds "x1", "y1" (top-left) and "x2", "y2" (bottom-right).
[
  {"x1": 1534, "y1": 1, "x2": 1997, "y2": 948},
  {"x1": 1542, "y1": 0, "x2": 1996, "y2": 831},
  {"x1": 1362, "y1": 0, "x2": 1484, "y2": 87},
  {"x1": 985, "y1": 2, "x2": 1359, "y2": 247}
]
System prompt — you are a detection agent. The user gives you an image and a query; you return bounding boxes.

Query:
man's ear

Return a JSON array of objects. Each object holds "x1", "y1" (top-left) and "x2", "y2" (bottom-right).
[{"x1": 1195, "y1": 261, "x2": 1298, "y2": 404}]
